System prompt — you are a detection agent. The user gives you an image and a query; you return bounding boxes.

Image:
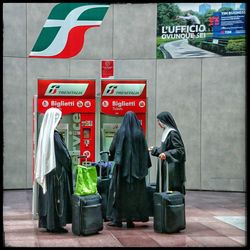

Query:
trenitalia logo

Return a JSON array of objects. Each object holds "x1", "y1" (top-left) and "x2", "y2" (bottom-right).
[
  {"x1": 29, "y1": 3, "x2": 109, "y2": 58},
  {"x1": 45, "y1": 83, "x2": 88, "y2": 96},
  {"x1": 103, "y1": 84, "x2": 146, "y2": 96}
]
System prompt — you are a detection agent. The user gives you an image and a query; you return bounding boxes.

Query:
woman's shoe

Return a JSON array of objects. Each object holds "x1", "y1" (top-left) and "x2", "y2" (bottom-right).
[
  {"x1": 57, "y1": 227, "x2": 68, "y2": 233},
  {"x1": 47, "y1": 227, "x2": 68, "y2": 233},
  {"x1": 126, "y1": 221, "x2": 135, "y2": 228},
  {"x1": 107, "y1": 221, "x2": 122, "y2": 227}
]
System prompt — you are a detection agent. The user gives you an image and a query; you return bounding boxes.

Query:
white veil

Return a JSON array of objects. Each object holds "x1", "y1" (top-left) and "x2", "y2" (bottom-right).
[
  {"x1": 160, "y1": 121, "x2": 176, "y2": 142},
  {"x1": 35, "y1": 108, "x2": 62, "y2": 194}
]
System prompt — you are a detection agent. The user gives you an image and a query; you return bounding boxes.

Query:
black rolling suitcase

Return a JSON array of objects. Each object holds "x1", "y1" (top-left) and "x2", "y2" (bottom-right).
[
  {"x1": 71, "y1": 155, "x2": 103, "y2": 236},
  {"x1": 146, "y1": 165, "x2": 157, "y2": 217},
  {"x1": 71, "y1": 193, "x2": 103, "y2": 236},
  {"x1": 153, "y1": 159, "x2": 186, "y2": 233},
  {"x1": 146, "y1": 183, "x2": 157, "y2": 217},
  {"x1": 96, "y1": 151, "x2": 112, "y2": 221}
]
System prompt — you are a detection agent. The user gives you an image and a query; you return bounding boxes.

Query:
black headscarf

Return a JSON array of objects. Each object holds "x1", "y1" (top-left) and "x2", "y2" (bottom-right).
[
  {"x1": 157, "y1": 111, "x2": 185, "y2": 146},
  {"x1": 112, "y1": 111, "x2": 151, "y2": 183},
  {"x1": 157, "y1": 111, "x2": 178, "y2": 130}
]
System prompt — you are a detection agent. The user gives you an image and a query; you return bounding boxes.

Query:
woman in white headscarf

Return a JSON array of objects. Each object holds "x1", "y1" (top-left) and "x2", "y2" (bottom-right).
[
  {"x1": 149, "y1": 111, "x2": 186, "y2": 194},
  {"x1": 35, "y1": 107, "x2": 73, "y2": 233}
]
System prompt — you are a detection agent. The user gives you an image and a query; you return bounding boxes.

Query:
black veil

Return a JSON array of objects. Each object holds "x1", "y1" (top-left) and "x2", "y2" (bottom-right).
[{"x1": 111, "y1": 111, "x2": 151, "y2": 183}]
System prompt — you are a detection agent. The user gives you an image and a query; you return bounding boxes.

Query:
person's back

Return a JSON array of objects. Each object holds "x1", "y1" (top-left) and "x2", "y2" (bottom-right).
[{"x1": 107, "y1": 111, "x2": 152, "y2": 228}]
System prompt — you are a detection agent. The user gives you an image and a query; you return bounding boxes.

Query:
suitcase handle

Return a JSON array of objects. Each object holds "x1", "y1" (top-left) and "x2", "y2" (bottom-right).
[
  {"x1": 100, "y1": 151, "x2": 109, "y2": 162},
  {"x1": 158, "y1": 159, "x2": 161, "y2": 193},
  {"x1": 98, "y1": 151, "x2": 111, "y2": 177},
  {"x1": 158, "y1": 158, "x2": 169, "y2": 193}
]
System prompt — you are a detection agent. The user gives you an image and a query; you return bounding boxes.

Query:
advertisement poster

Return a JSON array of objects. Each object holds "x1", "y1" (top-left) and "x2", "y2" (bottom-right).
[{"x1": 156, "y1": 3, "x2": 246, "y2": 59}]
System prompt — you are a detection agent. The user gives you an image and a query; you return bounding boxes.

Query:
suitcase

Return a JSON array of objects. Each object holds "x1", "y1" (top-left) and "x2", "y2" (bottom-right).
[
  {"x1": 71, "y1": 193, "x2": 103, "y2": 236},
  {"x1": 153, "y1": 159, "x2": 186, "y2": 233},
  {"x1": 96, "y1": 151, "x2": 112, "y2": 221},
  {"x1": 146, "y1": 161, "x2": 157, "y2": 217},
  {"x1": 146, "y1": 183, "x2": 157, "y2": 217}
]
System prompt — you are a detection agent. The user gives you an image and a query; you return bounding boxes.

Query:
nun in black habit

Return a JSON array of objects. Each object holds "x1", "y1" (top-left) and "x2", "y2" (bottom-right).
[
  {"x1": 149, "y1": 111, "x2": 186, "y2": 194},
  {"x1": 35, "y1": 108, "x2": 73, "y2": 233},
  {"x1": 107, "y1": 111, "x2": 152, "y2": 228}
]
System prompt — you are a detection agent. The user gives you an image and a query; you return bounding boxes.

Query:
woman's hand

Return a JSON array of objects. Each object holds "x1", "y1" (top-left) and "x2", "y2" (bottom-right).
[
  {"x1": 159, "y1": 153, "x2": 166, "y2": 160},
  {"x1": 148, "y1": 146, "x2": 154, "y2": 151}
]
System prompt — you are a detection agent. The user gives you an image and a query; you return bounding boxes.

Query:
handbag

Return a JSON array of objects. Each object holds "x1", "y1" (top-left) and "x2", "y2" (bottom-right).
[{"x1": 74, "y1": 164, "x2": 98, "y2": 196}]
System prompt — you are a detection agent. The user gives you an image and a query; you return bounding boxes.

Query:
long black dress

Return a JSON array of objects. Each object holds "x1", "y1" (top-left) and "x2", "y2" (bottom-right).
[
  {"x1": 38, "y1": 130, "x2": 73, "y2": 230},
  {"x1": 150, "y1": 111, "x2": 186, "y2": 194},
  {"x1": 106, "y1": 111, "x2": 152, "y2": 223}
]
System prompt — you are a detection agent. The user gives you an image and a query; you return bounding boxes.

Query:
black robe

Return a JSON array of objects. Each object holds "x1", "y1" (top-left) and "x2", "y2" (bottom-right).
[
  {"x1": 151, "y1": 111, "x2": 186, "y2": 194},
  {"x1": 38, "y1": 130, "x2": 73, "y2": 230},
  {"x1": 106, "y1": 111, "x2": 152, "y2": 223}
]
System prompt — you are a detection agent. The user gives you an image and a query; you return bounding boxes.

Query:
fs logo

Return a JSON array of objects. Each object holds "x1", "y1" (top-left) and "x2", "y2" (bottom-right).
[
  {"x1": 48, "y1": 85, "x2": 60, "y2": 94},
  {"x1": 29, "y1": 3, "x2": 109, "y2": 58},
  {"x1": 106, "y1": 85, "x2": 118, "y2": 95}
]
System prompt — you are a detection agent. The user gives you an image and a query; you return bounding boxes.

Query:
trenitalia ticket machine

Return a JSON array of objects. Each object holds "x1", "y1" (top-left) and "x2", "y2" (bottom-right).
[
  {"x1": 32, "y1": 79, "x2": 96, "y2": 218},
  {"x1": 99, "y1": 79, "x2": 147, "y2": 152}
]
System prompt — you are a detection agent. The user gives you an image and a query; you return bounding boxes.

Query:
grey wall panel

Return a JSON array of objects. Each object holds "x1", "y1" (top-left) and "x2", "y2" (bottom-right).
[
  {"x1": 26, "y1": 59, "x2": 70, "y2": 188},
  {"x1": 156, "y1": 59, "x2": 202, "y2": 190},
  {"x1": 27, "y1": 59, "x2": 71, "y2": 101},
  {"x1": 3, "y1": 3, "x2": 27, "y2": 57},
  {"x1": 113, "y1": 3, "x2": 156, "y2": 59},
  {"x1": 27, "y1": 3, "x2": 57, "y2": 58},
  {"x1": 69, "y1": 60, "x2": 101, "y2": 93},
  {"x1": 201, "y1": 57, "x2": 246, "y2": 191},
  {"x1": 3, "y1": 58, "x2": 27, "y2": 188}
]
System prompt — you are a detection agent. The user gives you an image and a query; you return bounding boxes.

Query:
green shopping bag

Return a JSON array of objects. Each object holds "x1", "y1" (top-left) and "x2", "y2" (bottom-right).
[{"x1": 74, "y1": 164, "x2": 98, "y2": 196}]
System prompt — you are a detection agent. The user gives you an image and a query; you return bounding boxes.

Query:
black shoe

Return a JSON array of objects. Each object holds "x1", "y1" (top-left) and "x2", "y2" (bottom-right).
[
  {"x1": 57, "y1": 227, "x2": 68, "y2": 233},
  {"x1": 47, "y1": 227, "x2": 68, "y2": 233},
  {"x1": 126, "y1": 221, "x2": 135, "y2": 228},
  {"x1": 107, "y1": 221, "x2": 122, "y2": 227}
]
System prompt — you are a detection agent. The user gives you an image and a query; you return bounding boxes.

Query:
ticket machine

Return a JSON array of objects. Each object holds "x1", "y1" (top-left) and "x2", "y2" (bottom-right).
[
  {"x1": 99, "y1": 79, "x2": 147, "y2": 152},
  {"x1": 32, "y1": 78, "x2": 96, "y2": 218}
]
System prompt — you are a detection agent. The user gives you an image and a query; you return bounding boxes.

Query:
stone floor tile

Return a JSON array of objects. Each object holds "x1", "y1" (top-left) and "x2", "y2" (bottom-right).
[
  {"x1": 4, "y1": 240, "x2": 39, "y2": 247},
  {"x1": 147, "y1": 234, "x2": 204, "y2": 247},
  {"x1": 38, "y1": 238, "x2": 81, "y2": 247},
  {"x1": 228, "y1": 236, "x2": 246, "y2": 246},
  {"x1": 77, "y1": 231, "x2": 123, "y2": 247},
  {"x1": 114, "y1": 235, "x2": 160, "y2": 247},
  {"x1": 190, "y1": 236, "x2": 244, "y2": 247}
]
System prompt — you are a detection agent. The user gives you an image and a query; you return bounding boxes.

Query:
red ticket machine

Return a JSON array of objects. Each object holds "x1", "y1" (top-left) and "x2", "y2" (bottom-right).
[
  {"x1": 100, "y1": 79, "x2": 147, "y2": 151},
  {"x1": 32, "y1": 78, "x2": 96, "y2": 218},
  {"x1": 36, "y1": 79, "x2": 96, "y2": 162}
]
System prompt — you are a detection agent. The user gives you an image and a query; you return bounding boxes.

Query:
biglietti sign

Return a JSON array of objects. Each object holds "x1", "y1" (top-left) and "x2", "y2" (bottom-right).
[
  {"x1": 29, "y1": 3, "x2": 109, "y2": 58},
  {"x1": 37, "y1": 79, "x2": 96, "y2": 114},
  {"x1": 101, "y1": 79, "x2": 147, "y2": 116}
]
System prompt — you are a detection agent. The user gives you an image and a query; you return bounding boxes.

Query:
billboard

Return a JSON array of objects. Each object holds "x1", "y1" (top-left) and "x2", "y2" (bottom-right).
[{"x1": 156, "y1": 3, "x2": 246, "y2": 59}]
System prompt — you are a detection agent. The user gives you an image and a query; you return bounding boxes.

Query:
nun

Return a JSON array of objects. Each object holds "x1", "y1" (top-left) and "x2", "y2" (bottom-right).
[
  {"x1": 35, "y1": 107, "x2": 73, "y2": 233},
  {"x1": 149, "y1": 111, "x2": 186, "y2": 195},
  {"x1": 107, "y1": 111, "x2": 152, "y2": 228}
]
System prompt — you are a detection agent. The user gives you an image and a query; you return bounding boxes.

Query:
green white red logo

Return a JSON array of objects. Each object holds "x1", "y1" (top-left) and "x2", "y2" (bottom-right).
[
  {"x1": 29, "y1": 3, "x2": 109, "y2": 58},
  {"x1": 45, "y1": 83, "x2": 88, "y2": 96},
  {"x1": 103, "y1": 83, "x2": 146, "y2": 96}
]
